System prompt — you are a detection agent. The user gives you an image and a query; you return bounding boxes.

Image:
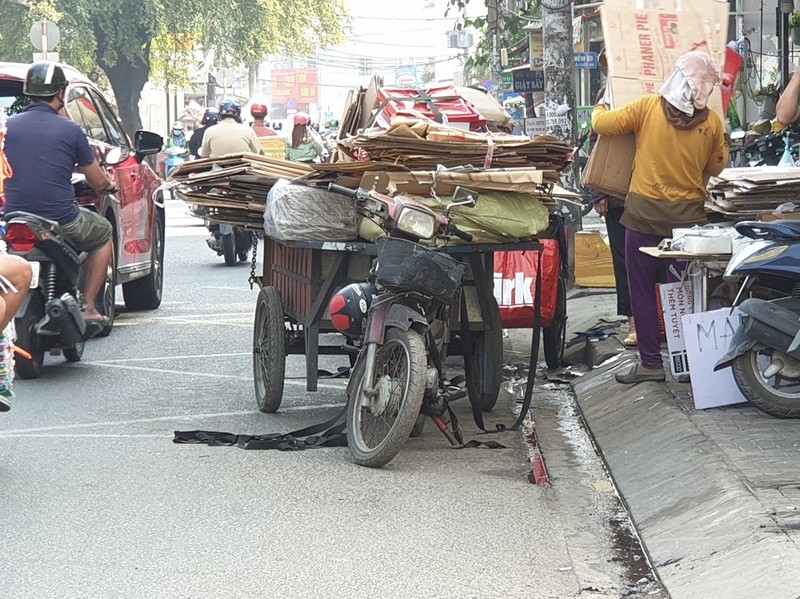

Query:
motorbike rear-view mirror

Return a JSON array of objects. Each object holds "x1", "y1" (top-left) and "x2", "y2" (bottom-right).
[
  {"x1": 451, "y1": 186, "x2": 478, "y2": 208},
  {"x1": 134, "y1": 130, "x2": 165, "y2": 156}
]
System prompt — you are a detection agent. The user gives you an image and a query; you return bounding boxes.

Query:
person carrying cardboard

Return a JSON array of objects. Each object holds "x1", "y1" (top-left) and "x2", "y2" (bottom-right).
[{"x1": 591, "y1": 51, "x2": 729, "y2": 384}]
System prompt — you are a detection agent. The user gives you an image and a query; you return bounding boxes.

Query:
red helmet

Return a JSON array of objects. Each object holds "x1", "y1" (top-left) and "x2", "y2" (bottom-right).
[
  {"x1": 250, "y1": 102, "x2": 268, "y2": 118},
  {"x1": 293, "y1": 112, "x2": 310, "y2": 126}
]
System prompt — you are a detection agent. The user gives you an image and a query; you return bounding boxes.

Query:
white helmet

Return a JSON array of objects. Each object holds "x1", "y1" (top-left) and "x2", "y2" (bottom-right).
[{"x1": 171, "y1": 121, "x2": 184, "y2": 133}]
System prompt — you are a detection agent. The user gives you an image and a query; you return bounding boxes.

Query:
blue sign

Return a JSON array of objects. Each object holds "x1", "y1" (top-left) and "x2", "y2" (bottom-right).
[
  {"x1": 512, "y1": 69, "x2": 544, "y2": 93},
  {"x1": 573, "y1": 52, "x2": 598, "y2": 70},
  {"x1": 286, "y1": 98, "x2": 298, "y2": 109}
]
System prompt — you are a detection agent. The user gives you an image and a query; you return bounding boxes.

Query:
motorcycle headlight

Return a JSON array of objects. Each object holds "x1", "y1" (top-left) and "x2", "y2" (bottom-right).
[
  {"x1": 724, "y1": 239, "x2": 773, "y2": 277},
  {"x1": 396, "y1": 207, "x2": 436, "y2": 240}
]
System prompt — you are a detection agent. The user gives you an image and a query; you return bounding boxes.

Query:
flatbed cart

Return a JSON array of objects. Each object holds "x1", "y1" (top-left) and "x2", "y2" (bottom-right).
[{"x1": 250, "y1": 227, "x2": 568, "y2": 415}]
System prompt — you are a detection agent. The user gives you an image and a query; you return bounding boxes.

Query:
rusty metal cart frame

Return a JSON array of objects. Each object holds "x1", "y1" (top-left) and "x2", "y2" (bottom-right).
[{"x1": 251, "y1": 234, "x2": 566, "y2": 414}]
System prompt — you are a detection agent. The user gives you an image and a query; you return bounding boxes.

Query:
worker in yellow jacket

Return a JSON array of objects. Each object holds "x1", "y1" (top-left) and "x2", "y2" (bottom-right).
[{"x1": 592, "y1": 51, "x2": 729, "y2": 385}]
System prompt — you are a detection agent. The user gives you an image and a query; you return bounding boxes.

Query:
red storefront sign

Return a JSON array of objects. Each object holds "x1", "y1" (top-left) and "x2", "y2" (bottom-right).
[{"x1": 272, "y1": 69, "x2": 319, "y2": 104}]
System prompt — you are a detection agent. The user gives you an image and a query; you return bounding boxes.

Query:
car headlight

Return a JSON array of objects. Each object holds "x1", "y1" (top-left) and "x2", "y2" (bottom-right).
[{"x1": 396, "y1": 207, "x2": 436, "y2": 239}]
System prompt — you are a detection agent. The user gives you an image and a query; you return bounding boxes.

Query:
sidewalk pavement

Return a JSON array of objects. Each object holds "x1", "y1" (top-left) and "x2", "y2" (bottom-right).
[{"x1": 508, "y1": 288, "x2": 800, "y2": 599}]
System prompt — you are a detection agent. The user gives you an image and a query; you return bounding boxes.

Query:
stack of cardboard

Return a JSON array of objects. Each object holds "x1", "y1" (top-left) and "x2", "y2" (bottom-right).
[
  {"x1": 169, "y1": 153, "x2": 314, "y2": 230},
  {"x1": 707, "y1": 167, "x2": 800, "y2": 217},
  {"x1": 337, "y1": 118, "x2": 572, "y2": 170}
]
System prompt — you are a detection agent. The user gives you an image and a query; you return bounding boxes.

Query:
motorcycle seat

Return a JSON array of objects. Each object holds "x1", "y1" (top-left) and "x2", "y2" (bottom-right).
[{"x1": 735, "y1": 219, "x2": 800, "y2": 241}]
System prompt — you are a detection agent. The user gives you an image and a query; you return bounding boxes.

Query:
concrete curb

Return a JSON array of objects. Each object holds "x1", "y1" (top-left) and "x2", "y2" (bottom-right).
[{"x1": 572, "y1": 354, "x2": 800, "y2": 599}]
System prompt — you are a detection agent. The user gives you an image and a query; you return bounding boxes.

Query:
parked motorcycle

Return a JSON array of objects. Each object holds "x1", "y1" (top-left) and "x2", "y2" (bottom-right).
[
  {"x1": 2, "y1": 167, "x2": 118, "y2": 379},
  {"x1": 326, "y1": 183, "x2": 476, "y2": 467},
  {"x1": 714, "y1": 220, "x2": 800, "y2": 417}
]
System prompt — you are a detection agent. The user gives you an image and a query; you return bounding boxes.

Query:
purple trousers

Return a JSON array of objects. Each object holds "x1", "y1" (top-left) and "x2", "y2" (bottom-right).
[{"x1": 624, "y1": 229, "x2": 684, "y2": 370}]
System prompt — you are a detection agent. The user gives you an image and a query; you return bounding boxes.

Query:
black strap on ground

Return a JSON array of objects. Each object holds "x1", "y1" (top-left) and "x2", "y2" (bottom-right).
[
  {"x1": 464, "y1": 246, "x2": 543, "y2": 434},
  {"x1": 173, "y1": 407, "x2": 347, "y2": 451}
]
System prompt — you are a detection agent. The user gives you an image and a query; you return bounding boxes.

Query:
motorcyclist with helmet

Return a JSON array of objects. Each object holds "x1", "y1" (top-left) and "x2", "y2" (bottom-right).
[
  {"x1": 166, "y1": 121, "x2": 188, "y2": 152},
  {"x1": 2, "y1": 61, "x2": 115, "y2": 336},
  {"x1": 197, "y1": 100, "x2": 257, "y2": 264},
  {"x1": 199, "y1": 100, "x2": 260, "y2": 158},
  {"x1": 188, "y1": 108, "x2": 218, "y2": 159},
  {"x1": 249, "y1": 103, "x2": 278, "y2": 138},
  {"x1": 285, "y1": 112, "x2": 324, "y2": 163}
]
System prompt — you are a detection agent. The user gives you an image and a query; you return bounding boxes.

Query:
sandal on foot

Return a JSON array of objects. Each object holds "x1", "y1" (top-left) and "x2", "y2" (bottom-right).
[{"x1": 615, "y1": 364, "x2": 665, "y2": 384}]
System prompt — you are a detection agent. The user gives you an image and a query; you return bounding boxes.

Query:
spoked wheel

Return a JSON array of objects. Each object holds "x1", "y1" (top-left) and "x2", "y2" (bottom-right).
[
  {"x1": 732, "y1": 348, "x2": 800, "y2": 418},
  {"x1": 347, "y1": 327, "x2": 426, "y2": 468},
  {"x1": 543, "y1": 276, "x2": 568, "y2": 369},
  {"x1": 221, "y1": 233, "x2": 237, "y2": 267},
  {"x1": 14, "y1": 293, "x2": 45, "y2": 379},
  {"x1": 253, "y1": 286, "x2": 286, "y2": 413},
  {"x1": 463, "y1": 295, "x2": 503, "y2": 412}
]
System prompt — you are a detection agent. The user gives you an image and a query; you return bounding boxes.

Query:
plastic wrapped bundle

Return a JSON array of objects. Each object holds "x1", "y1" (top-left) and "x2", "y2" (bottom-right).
[{"x1": 264, "y1": 180, "x2": 358, "y2": 241}]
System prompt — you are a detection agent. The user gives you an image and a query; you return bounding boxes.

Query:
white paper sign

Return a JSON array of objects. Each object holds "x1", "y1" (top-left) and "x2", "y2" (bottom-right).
[
  {"x1": 682, "y1": 308, "x2": 748, "y2": 410},
  {"x1": 659, "y1": 281, "x2": 694, "y2": 376}
]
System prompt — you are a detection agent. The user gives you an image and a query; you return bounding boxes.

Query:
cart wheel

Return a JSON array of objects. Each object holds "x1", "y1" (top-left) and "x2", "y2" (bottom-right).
[
  {"x1": 464, "y1": 294, "x2": 503, "y2": 413},
  {"x1": 543, "y1": 276, "x2": 567, "y2": 369},
  {"x1": 253, "y1": 286, "x2": 286, "y2": 413}
]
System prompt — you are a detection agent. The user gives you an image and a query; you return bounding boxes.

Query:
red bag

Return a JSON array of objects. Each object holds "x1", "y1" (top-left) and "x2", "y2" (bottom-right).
[{"x1": 494, "y1": 240, "x2": 559, "y2": 329}]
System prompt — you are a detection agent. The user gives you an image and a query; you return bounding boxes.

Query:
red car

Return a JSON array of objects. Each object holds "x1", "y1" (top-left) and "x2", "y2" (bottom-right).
[{"x1": 0, "y1": 62, "x2": 166, "y2": 330}]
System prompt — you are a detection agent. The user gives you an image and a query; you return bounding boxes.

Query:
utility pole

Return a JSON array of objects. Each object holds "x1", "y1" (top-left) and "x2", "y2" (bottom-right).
[
  {"x1": 541, "y1": 0, "x2": 581, "y2": 276},
  {"x1": 486, "y1": 0, "x2": 503, "y2": 102}
]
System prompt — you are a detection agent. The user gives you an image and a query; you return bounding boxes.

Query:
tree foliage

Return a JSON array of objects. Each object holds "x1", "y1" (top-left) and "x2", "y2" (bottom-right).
[
  {"x1": 0, "y1": 0, "x2": 349, "y2": 137},
  {"x1": 445, "y1": 0, "x2": 540, "y2": 85}
]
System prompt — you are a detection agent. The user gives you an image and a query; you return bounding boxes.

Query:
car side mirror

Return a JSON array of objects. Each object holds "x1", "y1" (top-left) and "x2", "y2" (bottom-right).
[
  {"x1": 134, "y1": 130, "x2": 164, "y2": 156},
  {"x1": 104, "y1": 147, "x2": 127, "y2": 166}
]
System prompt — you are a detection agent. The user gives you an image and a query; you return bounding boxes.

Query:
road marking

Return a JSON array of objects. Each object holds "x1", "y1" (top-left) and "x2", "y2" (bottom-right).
[
  {"x1": 92, "y1": 352, "x2": 251, "y2": 363},
  {"x1": 0, "y1": 402, "x2": 347, "y2": 435}
]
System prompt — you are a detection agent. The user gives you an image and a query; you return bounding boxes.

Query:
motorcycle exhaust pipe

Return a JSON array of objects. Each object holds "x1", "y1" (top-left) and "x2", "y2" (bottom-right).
[{"x1": 45, "y1": 294, "x2": 86, "y2": 346}]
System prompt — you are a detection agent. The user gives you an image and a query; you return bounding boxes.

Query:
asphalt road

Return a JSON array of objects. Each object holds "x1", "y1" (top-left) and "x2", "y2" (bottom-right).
[{"x1": 0, "y1": 200, "x2": 641, "y2": 598}]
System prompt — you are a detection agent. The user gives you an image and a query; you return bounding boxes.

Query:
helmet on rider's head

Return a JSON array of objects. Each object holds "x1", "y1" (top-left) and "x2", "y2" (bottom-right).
[
  {"x1": 171, "y1": 121, "x2": 184, "y2": 134},
  {"x1": 24, "y1": 61, "x2": 67, "y2": 97},
  {"x1": 250, "y1": 102, "x2": 268, "y2": 118},
  {"x1": 328, "y1": 282, "x2": 377, "y2": 338},
  {"x1": 218, "y1": 100, "x2": 242, "y2": 120},
  {"x1": 201, "y1": 108, "x2": 219, "y2": 126},
  {"x1": 293, "y1": 112, "x2": 310, "y2": 126}
]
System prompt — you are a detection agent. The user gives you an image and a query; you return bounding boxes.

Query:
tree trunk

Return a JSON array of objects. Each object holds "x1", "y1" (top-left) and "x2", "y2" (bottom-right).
[
  {"x1": 103, "y1": 60, "x2": 148, "y2": 138},
  {"x1": 248, "y1": 64, "x2": 258, "y2": 99},
  {"x1": 542, "y1": 4, "x2": 581, "y2": 282},
  {"x1": 93, "y1": 20, "x2": 151, "y2": 140}
]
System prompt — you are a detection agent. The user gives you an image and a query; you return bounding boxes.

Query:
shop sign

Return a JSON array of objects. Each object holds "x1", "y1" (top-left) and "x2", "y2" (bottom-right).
[
  {"x1": 573, "y1": 52, "x2": 598, "y2": 70},
  {"x1": 658, "y1": 281, "x2": 693, "y2": 377},
  {"x1": 512, "y1": 69, "x2": 544, "y2": 93},
  {"x1": 272, "y1": 69, "x2": 318, "y2": 104}
]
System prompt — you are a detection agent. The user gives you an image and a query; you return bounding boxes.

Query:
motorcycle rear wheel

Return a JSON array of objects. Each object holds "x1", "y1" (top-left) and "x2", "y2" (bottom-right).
[
  {"x1": 63, "y1": 342, "x2": 85, "y2": 363},
  {"x1": 348, "y1": 327, "x2": 426, "y2": 468},
  {"x1": 14, "y1": 293, "x2": 45, "y2": 379},
  {"x1": 732, "y1": 349, "x2": 800, "y2": 418},
  {"x1": 221, "y1": 233, "x2": 237, "y2": 267}
]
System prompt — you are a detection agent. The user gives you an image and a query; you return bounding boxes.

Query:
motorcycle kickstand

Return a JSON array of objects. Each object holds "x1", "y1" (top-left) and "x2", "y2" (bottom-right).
[{"x1": 430, "y1": 414, "x2": 464, "y2": 448}]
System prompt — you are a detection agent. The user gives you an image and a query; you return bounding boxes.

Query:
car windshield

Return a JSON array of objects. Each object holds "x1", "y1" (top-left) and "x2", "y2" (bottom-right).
[{"x1": 0, "y1": 80, "x2": 28, "y2": 117}]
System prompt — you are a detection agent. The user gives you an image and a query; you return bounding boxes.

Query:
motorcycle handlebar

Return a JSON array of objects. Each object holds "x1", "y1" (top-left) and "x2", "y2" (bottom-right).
[
  {"x1": 328, "y1": 183, "x2": 358, "y2": 198},
  {"x1": 450, "y1": 225, "x2": 473, "y2": 243}
]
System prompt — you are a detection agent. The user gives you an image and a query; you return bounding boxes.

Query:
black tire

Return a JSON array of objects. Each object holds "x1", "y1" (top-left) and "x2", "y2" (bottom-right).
[
  {"x1": 123, "y1": 210, "x2": 164, "y2": 310},
  {"x1": 221, "y1": 233, "x2": 237, "y2": 266},
  {"x1": 731, "y1": 349, "x2": 800, "y2": 418},
  {"x1": 237, "y1": 251, "x2": 249, "y2": 262},
  {"x1": 543, "y1": 276, "x2": 568, "y2": 369},
  {"x1": 96, "y1": 234, "x2": 116, "y2": 337},
  {"x1": 409, "y1": 414, "x2": 426, "y2": 438},
  {"x1": 253, "y1": 287, "x2": 286, "y2": 413},
  {"x1": 463, "y1": 296, "x2": 503, "y2": 412},
  {"x1": 14, "y1": 293, "x2": 45, "y2": 379},
  {"x1": 347, "y1": 327, "x2": 426, "y2": 468},
  {"x1": 63, "y1": 342, "x2": 84, "y2": 363},
  {"x1": 236, "y1": 229, "x2": 252, "y2": 262}
]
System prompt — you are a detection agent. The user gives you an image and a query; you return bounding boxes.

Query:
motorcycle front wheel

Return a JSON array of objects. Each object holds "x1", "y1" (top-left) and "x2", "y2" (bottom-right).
[
  {"x1": 732, "y1": 348, "x2": 800, "y2": 418},
  {"x1": 348, "y1": 327, "x2": 426, "y2": 468}
]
